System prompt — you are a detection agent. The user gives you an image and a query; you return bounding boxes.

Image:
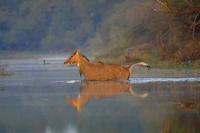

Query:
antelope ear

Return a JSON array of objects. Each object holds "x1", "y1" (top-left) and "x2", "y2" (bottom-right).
[{"x1": 77, "y1": 48, "x2": 80, "y2": 53}]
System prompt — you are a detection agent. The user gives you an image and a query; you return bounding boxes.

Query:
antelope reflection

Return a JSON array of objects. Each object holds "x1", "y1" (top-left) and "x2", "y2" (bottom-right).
[
  {"x1": 173, "y1": 100, "x2": 200, "y2": 114},
  {"x1": 66, "y1": 81, "x2": 148, "y2": 112}
]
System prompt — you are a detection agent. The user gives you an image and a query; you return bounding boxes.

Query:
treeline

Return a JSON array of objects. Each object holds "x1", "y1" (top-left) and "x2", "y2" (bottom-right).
[
  {"x1": 0, "y1": 0, "x2": 122, "y2": 51},
  {"x1": 87, "y1": 0, "x2": 200, "y2": 63},
  {"x1": 0, "y1": 0, "x2": 200, "y2": 62}
]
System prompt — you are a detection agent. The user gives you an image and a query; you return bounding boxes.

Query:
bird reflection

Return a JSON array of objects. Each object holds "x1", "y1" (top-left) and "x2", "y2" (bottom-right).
[{"x1": 66, "y1": 81, "x2": 148, "y2": 112}]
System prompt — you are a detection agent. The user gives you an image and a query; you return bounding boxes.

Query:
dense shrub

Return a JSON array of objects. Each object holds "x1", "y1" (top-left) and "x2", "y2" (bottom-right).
[{"x1": 175, "y1": 40, "x2": 200, "y2": 62}]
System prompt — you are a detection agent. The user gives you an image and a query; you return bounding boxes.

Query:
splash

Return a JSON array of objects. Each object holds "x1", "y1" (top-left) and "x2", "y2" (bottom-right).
[
  {"x1": 54, "y1": 80, "x2": 81, "y2": 84},
  {"x1": 129, "y1": 77, "x2": 200, "y2": 83}
]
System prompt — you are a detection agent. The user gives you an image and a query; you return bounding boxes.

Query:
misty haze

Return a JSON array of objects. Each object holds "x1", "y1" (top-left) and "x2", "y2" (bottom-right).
[{"x1": 0, "y1": 0, "x2": 200, "y2": 133}]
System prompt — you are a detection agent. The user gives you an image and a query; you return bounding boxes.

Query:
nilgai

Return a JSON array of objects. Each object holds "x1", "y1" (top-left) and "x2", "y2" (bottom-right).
[{"x1": 64, "y1": 49, "x2": 150, "y2": 81}]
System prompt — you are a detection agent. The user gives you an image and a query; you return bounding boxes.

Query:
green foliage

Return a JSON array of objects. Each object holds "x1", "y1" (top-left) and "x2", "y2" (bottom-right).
[
  {"x1": 0, "y1": 0, "x2": 122, "y2": 51},
  {"x1": 0, "y1": 0, "x2": 200, "y2": 64},
  {"x1": 87, "y1": 0, "x2": 155, "y2": 54},
  {"x1": 87, "y1": 0, "x2": 200, "y2": 65}
]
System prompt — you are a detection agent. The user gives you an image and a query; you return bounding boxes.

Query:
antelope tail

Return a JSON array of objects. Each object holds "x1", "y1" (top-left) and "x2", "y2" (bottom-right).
[
  {"x1": 133, "y1": 62, "x2": 150, "y2": 68},
  {"x1": 127, "y1": 62, "x2": 150, "y2": 72},
  {"x1": 129, "y1": 87, "x2": 148, "y2": 98}
]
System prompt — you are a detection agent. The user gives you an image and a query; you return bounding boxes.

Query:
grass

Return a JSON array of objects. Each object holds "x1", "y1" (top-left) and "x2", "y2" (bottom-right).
[
  {"x1": 0, "y1": 50, "x2": 66, "y2": 59},
  {"x1": 0, "y1": 65, "x2": 14, "y2": 76},
  {"x1": 0, "y1": 71, "x2": 13, "y2": 76},
  {"x1": 0, "y1": 51, "x2": 39, "y2": 59},
  {"x1": 94, "y1": 44, "x2": 200, "y2": 71}
]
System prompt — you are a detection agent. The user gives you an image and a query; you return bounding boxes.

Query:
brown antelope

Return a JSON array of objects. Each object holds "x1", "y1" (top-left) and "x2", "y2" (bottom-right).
[
  {"x1": 66, "y1": 81, "x2": 148, "y2": 112},
  {"x1": 64, "y1": 49, "x2": 150, "y2": 81}
]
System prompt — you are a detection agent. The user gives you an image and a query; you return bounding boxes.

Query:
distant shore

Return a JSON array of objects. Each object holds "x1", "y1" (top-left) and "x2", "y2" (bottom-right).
[
  {"x1": 0, "y1": 51, "x2": 66, "y2": 60},
  {"x1": 0, "y1": 51, "x2": 200, "y2": 78}
]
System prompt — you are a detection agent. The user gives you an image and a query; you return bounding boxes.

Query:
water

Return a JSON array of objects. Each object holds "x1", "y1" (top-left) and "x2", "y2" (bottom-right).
[{"x1": 0, "y1": 58, "x2": 200, "y2": 133}]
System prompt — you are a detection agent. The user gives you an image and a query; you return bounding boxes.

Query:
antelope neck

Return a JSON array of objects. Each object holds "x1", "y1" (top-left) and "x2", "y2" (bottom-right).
[{"x1": 78, "y1": 55, "x2": 90, "y2": 75}]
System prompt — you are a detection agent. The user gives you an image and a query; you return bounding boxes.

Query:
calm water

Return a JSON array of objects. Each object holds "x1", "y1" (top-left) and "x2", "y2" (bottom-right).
[{"x1": 0, "y1": 58, "x2": 200, "y2": 133}]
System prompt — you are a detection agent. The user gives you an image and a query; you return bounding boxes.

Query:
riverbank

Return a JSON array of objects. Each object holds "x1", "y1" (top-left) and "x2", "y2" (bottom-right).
[
  {"x1": 0, "y1": 52, "x2": 200, "y2": 78},
  {"x1": 94, "y1": 56, "x2": 200, "y2": 77},
  {"x1": 0, "y1": 51, "x2": 66, "y2": 60},
  {"x1": 131, "y1": 67, "x2": 200, "y2": 78},
  {"x1": 0, "y1": 65, "x2": 13, "y2": 76},
  {"x1": 0, "y1": 71, "x2": 13, "y2": 76}
]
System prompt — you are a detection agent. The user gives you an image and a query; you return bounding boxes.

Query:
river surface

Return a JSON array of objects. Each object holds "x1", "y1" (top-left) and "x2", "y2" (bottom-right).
[{"x1": 0, "y1": 58, "x2": 200, "y2": 133}]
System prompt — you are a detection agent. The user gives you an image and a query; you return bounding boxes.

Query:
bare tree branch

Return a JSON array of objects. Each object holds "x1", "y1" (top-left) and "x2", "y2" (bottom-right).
[
  {"x1": 155, "y1": 0, "x2": 172, "y2": 13},
  {"x1": 185, "y1": 0, "x2": 193, "y2": 7}
]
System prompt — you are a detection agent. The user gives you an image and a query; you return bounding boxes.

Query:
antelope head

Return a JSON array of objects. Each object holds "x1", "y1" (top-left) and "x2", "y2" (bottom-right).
[{"x1": 64, "y1": 49, "x2": 81, "y2": 66}]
